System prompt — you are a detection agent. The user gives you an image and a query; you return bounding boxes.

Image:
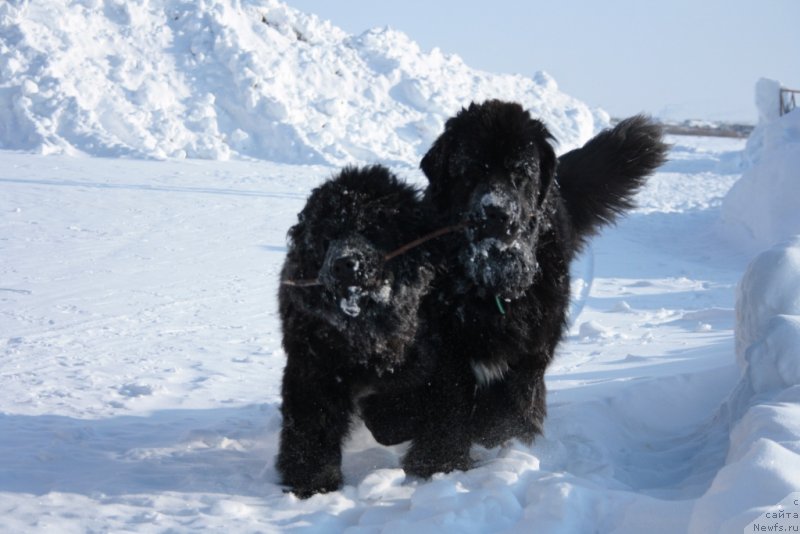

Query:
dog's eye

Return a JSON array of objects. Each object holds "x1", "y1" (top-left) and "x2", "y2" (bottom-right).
[
  {"x1": 511, "y1": 173, "x2": 526, "y2": 189},
  {"x1": 524, "y1": 160, "x2": 540, "y2": 177},
  {"x1": 510, "y1": 154, "x2": 539, "y2": 178}
]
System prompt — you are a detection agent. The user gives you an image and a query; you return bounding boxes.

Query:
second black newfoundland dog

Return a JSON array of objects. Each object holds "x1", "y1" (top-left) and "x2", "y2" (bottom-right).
[
  {"x1": 276, "y1": 166, "x2": 436, "y2": 497},
  {"x1": 361, "y1": 100, "x2": 669, "y2": 477}
]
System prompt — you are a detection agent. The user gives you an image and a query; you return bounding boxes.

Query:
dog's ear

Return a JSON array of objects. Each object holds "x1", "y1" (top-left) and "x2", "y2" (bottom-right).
[
  {"x1": 530, "y1": 120, "x2": 557, "y2": 206},
  {"x1": 420, "y1": 125, "x2": 453, "y2": 197},
  {"x1": 420, "y1": 135, "x2": 444, "y2": 182}
]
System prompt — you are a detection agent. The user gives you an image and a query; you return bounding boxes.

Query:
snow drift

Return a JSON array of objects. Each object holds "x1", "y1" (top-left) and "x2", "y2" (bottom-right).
[
  {"x1": 689, "y1": 110, "x2": 800, "y2": 528},
  {"x1": 690, "y1": 237, "x2": 800, "y2": 533},
  {"x1": 0, "y1": 0, "x2": 604, "y2": 164},
  {"x1": 720, "y1": 78, "x2": 800, "y2": 255},
  {"x1": 734, "y1": 236, "x2": 800, "y2": 368}
]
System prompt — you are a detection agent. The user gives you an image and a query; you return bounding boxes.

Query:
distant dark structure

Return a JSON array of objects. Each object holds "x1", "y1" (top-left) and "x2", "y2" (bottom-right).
[
  {"x1": 622, "y1": 118, "x2": 753, "y2": 139},
  {"x1": 780, "y1": 87, "x2": 799, "y2": 116}
]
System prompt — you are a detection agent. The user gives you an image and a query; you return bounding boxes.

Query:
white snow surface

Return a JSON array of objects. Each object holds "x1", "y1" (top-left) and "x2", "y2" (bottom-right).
[
  {"x1": 4, "y1": 129, "x2": 800, "y2": 532},
  {"x1": 0, "y1": 0, "x2": 604, "y2": 165}
]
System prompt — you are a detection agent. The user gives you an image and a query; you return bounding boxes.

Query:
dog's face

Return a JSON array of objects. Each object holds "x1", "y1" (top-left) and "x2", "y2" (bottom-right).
[
  {"x1": 316, "y1": 234, "x2": 387, "y2": 318},
  {"x1": 281, "y1": 166, "x2": 433, "y2": 366},
  {"x1": 421, "y1": 100, "x2": 557, "y2": 298}
]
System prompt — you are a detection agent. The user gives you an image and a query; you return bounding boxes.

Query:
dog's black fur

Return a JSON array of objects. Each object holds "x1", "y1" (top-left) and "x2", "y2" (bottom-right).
[
  {"x1": 361, "y1": 101, "x2": 668, "y2": 477},
  {"x1": 276, "y1": 165, "x2": 435, "y2": 497}
]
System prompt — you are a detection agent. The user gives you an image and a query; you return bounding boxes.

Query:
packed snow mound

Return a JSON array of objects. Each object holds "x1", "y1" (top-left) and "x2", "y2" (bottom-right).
[
  {"x1": 734, "y1": 236, "x2": 800, "y2": 367},
  {"x1": 0, "y1": 0, "x2": 605, "y2": 164},
  {"x1": 720, "y1": 79, "x2": 800, "y2": 255},
  {"x1": 690, "y1": 238, "x2": 800, "y2": 533},
  {"x1": 754, "y1": 77, "x2": 782, "y2": 124}
]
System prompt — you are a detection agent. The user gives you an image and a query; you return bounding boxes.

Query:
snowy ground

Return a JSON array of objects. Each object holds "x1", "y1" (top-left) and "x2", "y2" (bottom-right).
[{"x1": 5, "y1": 132, "x2": 797, "y2": 533}]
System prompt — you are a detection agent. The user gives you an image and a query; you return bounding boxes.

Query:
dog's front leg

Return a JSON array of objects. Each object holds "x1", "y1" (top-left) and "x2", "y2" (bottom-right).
[{"x1": 276, "y1": 356, "x2": 353, "y2": 498}]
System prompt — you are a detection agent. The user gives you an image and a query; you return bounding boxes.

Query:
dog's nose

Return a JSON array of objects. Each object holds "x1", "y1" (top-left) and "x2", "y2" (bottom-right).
[
  {"x1": 330, "y1": 254, "x2": 362, "y2": 287},
  {"x1": 483, "y1": 204, "x2": 511, "y2": 231},
  {"x1": 473, "y1": 203, "x2": 518, "y2": 241}
]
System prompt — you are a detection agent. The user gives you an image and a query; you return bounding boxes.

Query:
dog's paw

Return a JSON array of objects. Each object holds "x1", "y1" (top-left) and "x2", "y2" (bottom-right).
[
  {"x1": 473, "y1": 413, "x2": 541, "y2": 449},
  {"x1": 282, "y1": 464, "x2": 343, "y2": 499},
  {"x1": 402, "y1": 444, "x2": 472, "y2": 479}
]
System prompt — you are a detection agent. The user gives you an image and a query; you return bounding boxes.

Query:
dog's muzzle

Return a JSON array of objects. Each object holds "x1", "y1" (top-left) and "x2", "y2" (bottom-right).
[
  {"x1": 329, "y1": 254, "x2": 363, "y2": 288},
  {"x1": 318, "y1": 237, "x2": 383, "y2": 317},
  {"x1": 320, "y1": 240, "x2": 371, "y2": 293},
  {"x1": 459, "y1": 186, "x2": 540, "y2": 297},
  {"x1": 467, "y1": 189, "x2": 522, "y2": 244}
]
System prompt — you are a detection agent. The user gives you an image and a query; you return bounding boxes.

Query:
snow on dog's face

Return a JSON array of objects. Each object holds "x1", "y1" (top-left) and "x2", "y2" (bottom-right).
[
  {"x1": 459, "y1": 176, "x2": 540, "y2": 298},
  {"x1": 280, "y1": 166, "x2": 433, "y2": 368},
  {"x1": 317, "y1": 234, "x2": 387, "y2": 319},
  {"x1": 421, "y1": 100, "x2": 557, "y2": 299}
]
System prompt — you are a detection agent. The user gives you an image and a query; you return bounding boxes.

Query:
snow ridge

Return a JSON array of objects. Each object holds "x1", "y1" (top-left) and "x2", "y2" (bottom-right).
[
  {"x1": 0, "y1": 0, "x2": 604, "y2": 164},
  {"x1": 720, "y1": 79, "x2": 800, "y2": 254},
  {"x1": 689, "y1": 237, "x2": 800, "y2": 533}
]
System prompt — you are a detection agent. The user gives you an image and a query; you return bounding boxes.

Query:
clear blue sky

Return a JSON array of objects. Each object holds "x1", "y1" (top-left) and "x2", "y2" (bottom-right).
[{"x1": 288, "y1": 0, "x2": 799, "y2": 123}]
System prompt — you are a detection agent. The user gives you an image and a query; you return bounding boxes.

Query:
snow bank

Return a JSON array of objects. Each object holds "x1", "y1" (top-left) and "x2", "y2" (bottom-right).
[
  {"x1": 0, "y1": 0, "x2": 604, "y2": 164},
  {"x1": 734, "y1": 236, "x2": 800, "y2": 368},
  {"x1": 755, "y1": 78, "x2": 782, "y2": 124},
  {"x1": 720, "y1": 79, "x2": 800, "y2": 255},
  {"x1": 689, "y1": 238, "x2": 800, "y2": 533}
]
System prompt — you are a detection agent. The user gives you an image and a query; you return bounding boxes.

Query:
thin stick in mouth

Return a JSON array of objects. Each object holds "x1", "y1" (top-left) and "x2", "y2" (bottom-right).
[
  {"x1": 383, "y1": 223, "x2": 465, "y2": 262},
  {"x1": 280, "y1": 278, "x2": 322, "y2": 287},
  {"x1": 280, "y1": 223, "x2": 465, "y2": 287}
]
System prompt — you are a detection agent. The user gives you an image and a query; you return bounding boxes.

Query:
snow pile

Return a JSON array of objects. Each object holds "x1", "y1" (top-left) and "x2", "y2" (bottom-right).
[
  {"x1": 688, "y1": 238, "x2": 800, "y2": 533},
  {"x1": 720, "y1": 78, "x2": 800, "y2": 255},
  {"x1": 734, "y1": 236, "x2": 800, "y2": 367},
  {"x1": 754, "y1": 77, "x2": 782, "y2": 124},
  {"x1": 0, "y1": 0, "x2": 603, "y2": 164}
]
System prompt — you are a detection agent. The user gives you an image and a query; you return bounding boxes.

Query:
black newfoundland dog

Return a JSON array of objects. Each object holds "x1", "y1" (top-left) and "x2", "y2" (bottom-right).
[
  {"x1": 276, "y1": 165, "x2": 436, "y2": 497},
  {"x1": 361, "y1": 100, "x2": 669, "y2": 477}
]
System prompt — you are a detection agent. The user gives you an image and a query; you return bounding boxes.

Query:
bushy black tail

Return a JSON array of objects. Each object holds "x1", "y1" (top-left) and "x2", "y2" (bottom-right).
[{"x1": 557, "y1": 115, "x2": 669, "y2": 249}]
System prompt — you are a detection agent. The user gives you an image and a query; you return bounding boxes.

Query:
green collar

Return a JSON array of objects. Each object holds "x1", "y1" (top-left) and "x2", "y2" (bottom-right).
[{"x1": 494, "y1": 295, "x2": 507, "y2": 315}]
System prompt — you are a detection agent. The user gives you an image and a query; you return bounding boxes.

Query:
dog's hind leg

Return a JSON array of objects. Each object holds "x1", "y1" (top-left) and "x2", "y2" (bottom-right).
[
  {"x1": 360, "y1": 391, "x2": 424, "y2": 446},
  {"x1": 400, "y1": 374, "x2": 475, "y2": 478},
  {"x1": 471, "y1": 366, "x2": 548, "y2": 448}
]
